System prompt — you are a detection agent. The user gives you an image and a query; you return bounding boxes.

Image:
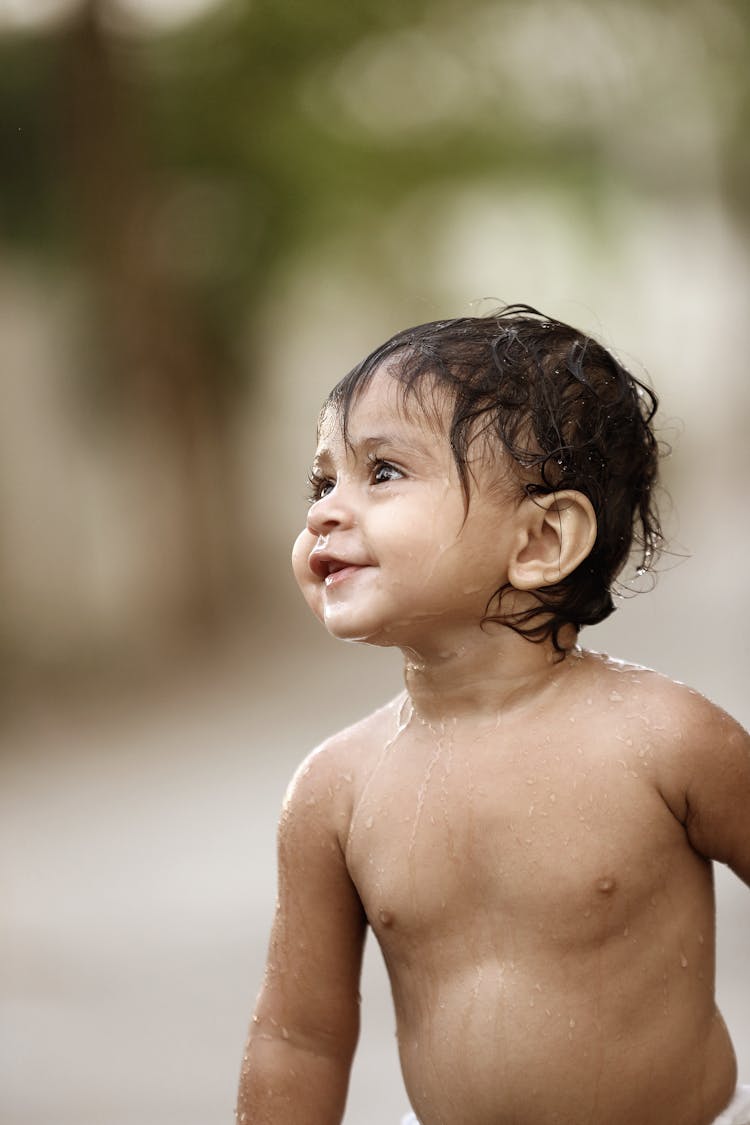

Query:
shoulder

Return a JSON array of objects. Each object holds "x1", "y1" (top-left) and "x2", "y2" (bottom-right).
[
  {"x1": 581, "y1": 648, "x2": 740, "y2": 732},
  {"x1": 605, "y1": 658, "x2": 746, "y2": 748},
  {"x1": 281, "y1": 693, "x2": 406, "y2": 846},
  {"x1": 582, "y1": 650, "x2": 750, "y2": 821}
]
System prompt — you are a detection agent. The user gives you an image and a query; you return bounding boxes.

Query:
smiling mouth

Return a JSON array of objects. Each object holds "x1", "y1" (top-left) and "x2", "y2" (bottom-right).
[
  {"x1": 309, "y1": 550, "x2": 371, "y2": 584},
  {"x1": 323, "y1": 562, "x2": 367, "y2": 587}
]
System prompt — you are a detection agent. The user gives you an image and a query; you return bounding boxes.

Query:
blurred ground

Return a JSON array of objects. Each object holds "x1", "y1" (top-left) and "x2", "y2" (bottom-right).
[{"x1": 3, "y1": 563, "x2": 750, "y2": 1125}]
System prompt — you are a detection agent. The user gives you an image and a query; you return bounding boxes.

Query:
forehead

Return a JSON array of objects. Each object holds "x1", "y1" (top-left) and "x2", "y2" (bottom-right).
[{"x1": 317, "y1": 365, "x2": 450, "y2": 448}]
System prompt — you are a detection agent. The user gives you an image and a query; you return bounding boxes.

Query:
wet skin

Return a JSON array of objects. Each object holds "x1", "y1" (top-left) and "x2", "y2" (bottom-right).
[
  {"x1": 340, "y1": 666, "x2": 742, "y2": 1125},
  {"x1": 239, "y1": 372, "x2": 750, "y2": 1125}
]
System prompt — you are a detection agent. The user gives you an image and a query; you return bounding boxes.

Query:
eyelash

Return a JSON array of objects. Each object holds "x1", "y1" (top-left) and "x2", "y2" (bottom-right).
[
  {"x1": 306, "y1": 458, "x2": 403, "y2": 504},
  {"x1": 307, "y1": 472, "x2": 332, "y2": 504}
]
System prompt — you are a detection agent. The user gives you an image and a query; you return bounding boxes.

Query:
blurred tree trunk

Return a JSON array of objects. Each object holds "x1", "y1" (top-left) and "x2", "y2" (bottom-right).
[{"x1": 57, "y1": 0, "x2": 243, "y2": 632}]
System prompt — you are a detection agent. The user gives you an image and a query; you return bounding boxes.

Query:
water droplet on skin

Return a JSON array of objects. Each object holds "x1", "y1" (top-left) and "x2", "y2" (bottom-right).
[
  {"x1": 680, "y1": 954, "x2": 688, "y2": 969},
  {"x1": 569, "y1": 1018, "x2": 576, "y2": 1029},
  {"x1": 609, "y1": 690, "x2": 624, "y2": 702},
  {"x1": 365, "y1": 815, "x2": 374, "y2": 829}
]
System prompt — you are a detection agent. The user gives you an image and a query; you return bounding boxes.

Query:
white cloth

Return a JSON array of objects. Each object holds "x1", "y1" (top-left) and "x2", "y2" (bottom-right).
[
  {"x1": 400, "y1": 1084, "x2": 750, "y2": 1125},
  {"x1": 713, "y1": 1084, "x2": 750, "y2": 1125}
]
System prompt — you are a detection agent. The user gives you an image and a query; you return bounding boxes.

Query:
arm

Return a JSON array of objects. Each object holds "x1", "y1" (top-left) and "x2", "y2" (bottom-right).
[
  {"x1": 659, "y1": 688, "x2": 750, "y2": 886},
  {"x1": 238, "y1": 744, "x2": 367, "y2": 1125}
]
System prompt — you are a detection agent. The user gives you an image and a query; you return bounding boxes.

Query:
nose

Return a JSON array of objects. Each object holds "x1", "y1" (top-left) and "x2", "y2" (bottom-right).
[{"x1": 306, "y1": 482, "x2": 356, "y2": 536}]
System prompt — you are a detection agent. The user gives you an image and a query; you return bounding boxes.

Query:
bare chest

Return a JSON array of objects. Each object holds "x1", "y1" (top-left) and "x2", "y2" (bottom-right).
[{"x1": 345, "y1": 729, "x2": 693, "y2": 951}]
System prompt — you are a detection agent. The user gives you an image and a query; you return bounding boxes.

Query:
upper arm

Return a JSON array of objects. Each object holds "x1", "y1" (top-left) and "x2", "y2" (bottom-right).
[
  {"x1": 668, "y1": 692, "x2": 750, "y2": 886},
  {"x1": 254, "y1": 744, "x2": 367, "y2": 1056}
]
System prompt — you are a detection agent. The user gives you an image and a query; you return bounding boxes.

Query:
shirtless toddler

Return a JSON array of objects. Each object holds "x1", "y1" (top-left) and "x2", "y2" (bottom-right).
[{"x1": 237, "y1": 307, "x2": 750, "y2": 1125}]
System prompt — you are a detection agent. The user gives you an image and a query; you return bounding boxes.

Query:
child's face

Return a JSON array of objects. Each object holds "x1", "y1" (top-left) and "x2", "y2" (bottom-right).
[{"x1": 291, "y1": 368, "x2": 524, "y2": 650}]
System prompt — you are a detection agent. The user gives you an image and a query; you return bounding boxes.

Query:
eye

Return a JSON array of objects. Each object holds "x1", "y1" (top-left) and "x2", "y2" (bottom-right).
[
  {"x1": 307, "y1": 471, "x2": 334, "y2": 504},
  {"x1": 370, "y1": 459, "x2": 403, "y2": 485}
]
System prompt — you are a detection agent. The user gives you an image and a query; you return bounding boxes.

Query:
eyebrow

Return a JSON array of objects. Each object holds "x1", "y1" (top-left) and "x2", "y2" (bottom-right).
[{"x1": 313, "y1": 432, "x2": 437, "y2": 466}]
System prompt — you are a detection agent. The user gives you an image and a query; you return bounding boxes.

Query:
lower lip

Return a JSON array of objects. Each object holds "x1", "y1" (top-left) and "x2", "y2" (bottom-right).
[{"x1": 324, "y1": 565, "x2": 367, "y2": 588}]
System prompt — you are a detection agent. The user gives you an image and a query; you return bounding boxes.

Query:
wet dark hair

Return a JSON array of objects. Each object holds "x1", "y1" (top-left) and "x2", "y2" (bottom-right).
[{"x1": 326, "y1": 304, "x2": 663, "y2": 651}]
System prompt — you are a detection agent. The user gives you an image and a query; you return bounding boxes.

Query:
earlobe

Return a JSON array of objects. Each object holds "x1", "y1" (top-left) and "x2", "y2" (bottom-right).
[{"x1": 508, "y1": 491, "x2": 597, "y2": 591}]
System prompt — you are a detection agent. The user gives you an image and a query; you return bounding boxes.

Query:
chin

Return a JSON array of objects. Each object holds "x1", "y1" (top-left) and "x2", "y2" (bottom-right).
[
  {"x1": 320, "y1": 611, "x2": 384, "y2": 645},
  {"x1": 321, "y1": 613, "x2": 410, "y2": 651},
  {"x1": 322, "y1": 619, "x2": 374, "y2": 643}
]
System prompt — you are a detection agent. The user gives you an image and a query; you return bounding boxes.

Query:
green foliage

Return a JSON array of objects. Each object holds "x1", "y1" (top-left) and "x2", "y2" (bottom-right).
[{"x1": 1, "y1": 0, "x2": 748, "y2": 333}]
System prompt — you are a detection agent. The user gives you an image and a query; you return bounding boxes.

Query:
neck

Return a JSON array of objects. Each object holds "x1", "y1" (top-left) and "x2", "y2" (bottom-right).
[{"x1": 400, "y1": 622, "x2": 581, "y2": 723}]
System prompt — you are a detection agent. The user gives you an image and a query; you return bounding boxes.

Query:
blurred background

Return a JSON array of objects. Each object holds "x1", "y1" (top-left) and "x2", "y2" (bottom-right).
[{"x1": 1, "y1": 1, "x2": 749, "y2": 1122}]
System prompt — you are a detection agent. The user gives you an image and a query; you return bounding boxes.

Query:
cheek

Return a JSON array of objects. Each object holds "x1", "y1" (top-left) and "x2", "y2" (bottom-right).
[
  {"x1": 291, "y1": 529, "x2": 324, "y2": 619},
  {"x1": 291, "y1": 528, "x2": 316, "y2": 589}
]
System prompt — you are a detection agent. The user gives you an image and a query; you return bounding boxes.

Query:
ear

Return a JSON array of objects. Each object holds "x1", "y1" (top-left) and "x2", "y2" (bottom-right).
[{"x1": 508, "y1": 490, "x2": 597, "y2": 591}]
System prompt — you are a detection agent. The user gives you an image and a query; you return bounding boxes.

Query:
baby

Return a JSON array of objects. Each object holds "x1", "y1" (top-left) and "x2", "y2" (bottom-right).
[{"x1": 237, "y1": 307, "x2": 750, "y2": 1125}]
